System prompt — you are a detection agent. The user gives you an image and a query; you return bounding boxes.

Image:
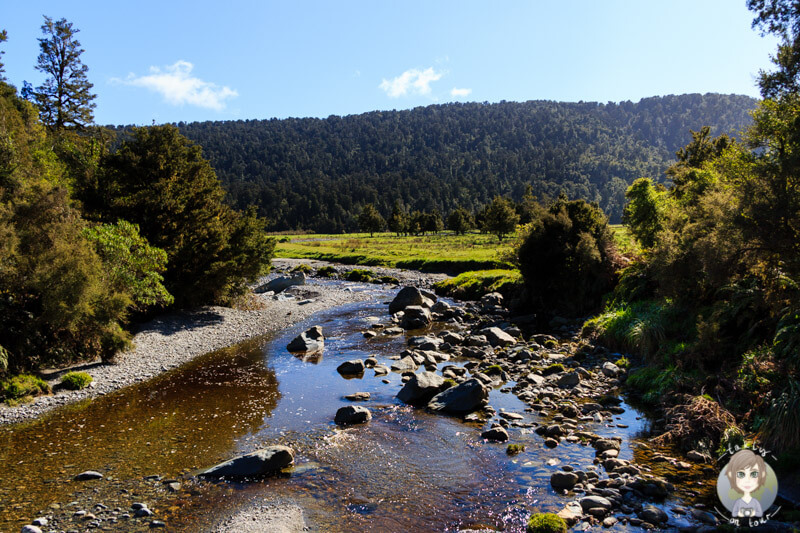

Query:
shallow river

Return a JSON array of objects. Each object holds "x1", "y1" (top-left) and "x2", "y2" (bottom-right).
[{"x1": 0, "y1": 281, "x2": 708, "y2": 532}]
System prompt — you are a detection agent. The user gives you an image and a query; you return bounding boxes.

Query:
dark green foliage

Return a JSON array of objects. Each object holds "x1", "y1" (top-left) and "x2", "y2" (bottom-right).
[
  {"x1": 526, "y1": 513, "x2": 567, "y2": 533},
  {"x1": 482, "y1": 196, "x2": 519, "y2": 241},
  {"x1": 34, "y1": 17, "x2": 96, "y2": 130},
  {"x1": 518, "y1": 197, "x2": 620, "y2": 316},
  {"x1": 95, "y1": 125, "x2": 275, "y2": 307},
  {"x1": 61, "y1": 371, "x2": 92, "y2": 390},
  {"x1": 379, "y1": 275, "x2": 399, "y2": 284},
  {"x1": 388, "y1": 201, "x2": 409, "y2": 236},
  {"x1": 174, "y1": 95, "x2": 756, "y2": 232},
  {"x1": 358, "y1": 203, "x2": 385, "y2": 236},
  {"x1": 1, "y1": 374, "x2": 51, "y2": 401},
  {"x1": 447, "y1": 206, "x2": 474, "y2": 235},
  {"x1": 0, "y1": 29, "x2": 7, "y2": 81}
]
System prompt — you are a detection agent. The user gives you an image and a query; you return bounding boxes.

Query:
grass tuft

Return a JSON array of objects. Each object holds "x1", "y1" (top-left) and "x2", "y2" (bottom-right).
[{"x1": 61, "y1": 371, "x2": 93, "y2": 391}]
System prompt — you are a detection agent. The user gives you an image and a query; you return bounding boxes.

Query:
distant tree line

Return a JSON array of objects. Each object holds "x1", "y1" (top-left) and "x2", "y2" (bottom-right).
[{"x1": 168, "y1": 94, "x2": 757, "y2": 232}]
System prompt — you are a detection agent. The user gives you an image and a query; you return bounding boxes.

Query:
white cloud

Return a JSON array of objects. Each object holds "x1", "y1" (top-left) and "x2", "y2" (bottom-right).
[
  {"x1": 451, "y1": 87, "x2": 472, "y2": 97},
  {"x1": 379, "y1": 67, "x2": 443, "y2": 98},
  {"x1": 112, "y1": 60, "x2": 238, "y2": 111}
]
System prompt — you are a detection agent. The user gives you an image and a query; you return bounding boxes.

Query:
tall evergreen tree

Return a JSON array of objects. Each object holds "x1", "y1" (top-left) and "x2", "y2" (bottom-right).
[
  {"x1": 0, "y1": 30, "x2": 7, "y2": 82},
  {"x1": 34, "y1": 17, "x2": 96, "y2": 130}
]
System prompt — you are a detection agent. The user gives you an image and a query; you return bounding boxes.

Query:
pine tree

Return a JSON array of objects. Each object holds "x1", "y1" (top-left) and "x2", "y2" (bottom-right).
[
  {"x1": 34, "y1": 17, "x2": 96, "y2": 130},
  {"x1": 0, "y1": 30, "x2": 8, "y2": 82}
]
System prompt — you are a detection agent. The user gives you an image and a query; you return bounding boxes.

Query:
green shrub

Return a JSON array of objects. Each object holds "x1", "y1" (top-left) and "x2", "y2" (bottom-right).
[
  {"x1": 626, "y1": 365, "x2": 684, "y2": 405},
  {"x1": 2, "y1": 374, "x2": 51, "y2": 401},
  {"x1": 615, "y1": 356, "x2": 630, "y2": 368},
  {"x1": 506, "y1": 443, "x2": 526, "y2": 455},
  {"x1": 346, "y1": 269, "x2": 374, "y2": 282},
  {"x1": 526, "y1": 513, "x2": 567, "y2": 533},
  {"x1": 278, "y1": 237, "x2": 291, "y2": 243},
  {"x1": 316, "y1": 266, "x2": 337, "y2": 278},
  {"x1": 517, "y1": 197, "x2": 620, "y2": 317},
  {"x1": 760, "y1": 378, "x2": 800, "y2": 450},
  {"x1": 291, "y1": 263, "x2": 313, "y2": 274},
  {"x1": 61, "y1": 371, "x2": 93, "y2": 390}
]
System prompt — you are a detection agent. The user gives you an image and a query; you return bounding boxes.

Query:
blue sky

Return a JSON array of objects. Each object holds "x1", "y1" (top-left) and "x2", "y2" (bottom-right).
[{"x1": 1, "y1": 1, "x2": 779, "y2": 126}]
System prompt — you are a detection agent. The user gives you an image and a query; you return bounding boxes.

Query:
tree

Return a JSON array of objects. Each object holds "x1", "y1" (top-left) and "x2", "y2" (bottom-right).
[
  {"x1": 482, "y1": 196, "x2": 520, "y2": 241},
  {"x1": 0, "y1": 29, "x2": 7, "y2": 82},
  {"x1": 358, "y1": 203, "x2": 385, "y2": 236},
  {"x1": 447, "y1": 206, "x2": 474, "y2": 235},
  {"x1": 96, "y1": 125, "x2": 274, "y2": 307},
  {"x1": 424, "y1": 209, "x2": 444, "y2": 234},
  {"x1": 622, "y1": 178, "x2": 665, "y2": 249},
  {"x1": 388, "y1": 200, "x2": 408, "y2": 236},
  {"x1": 34, "y1": 17, "x2": 96, "y2": 130}
]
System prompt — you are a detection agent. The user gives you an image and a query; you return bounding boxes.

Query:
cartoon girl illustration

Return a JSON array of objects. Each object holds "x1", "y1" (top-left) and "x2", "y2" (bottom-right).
[{"x1": 725, "y1": 449, "x2": 767, "y2": 517}]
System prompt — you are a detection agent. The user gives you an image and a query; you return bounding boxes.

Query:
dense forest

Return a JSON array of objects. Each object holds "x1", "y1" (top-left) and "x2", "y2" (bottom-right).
[{"x1": 170, "y1": 94, "x2": 757, "y2": 232}]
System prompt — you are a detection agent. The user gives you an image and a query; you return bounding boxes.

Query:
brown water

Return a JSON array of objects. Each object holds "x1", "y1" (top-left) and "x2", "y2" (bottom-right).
[{"x1": 0, "y1": 282, "x2": 704, "y2": 532}]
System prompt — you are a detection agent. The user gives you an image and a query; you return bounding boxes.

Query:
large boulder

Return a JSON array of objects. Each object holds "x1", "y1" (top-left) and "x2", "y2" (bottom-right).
[
  {"x1": 579, "y1": 495, "x2": 613, "y2": 512},
  {"x1": 427, "y1": 378, "x2": 489, "y2": 415},
  {"x1": 390, "y1": 355, "x2": 419, "y2": 373},
  {"x1": 401, "y1": 306, "x2": 432, "y2": 329},
  {"x1": 480, "y1": 327, "x2": 516, "y2": 347},
  {"x1": 639, "y1": 505, "x2": 668, "y2": 524},
  {"x1": 601, "y1": 361, "x2": 621, "y2": 377},
  {"x1": 397, "y1": 371, "x2": 446, "y2": 405},
  {"x1": 198, "y1": 446, "x2": 294, "y2": 479},
  {"x1": 550, "y1": 471, "x2": 579, "y2": 491},
  {"x1": 480, "y1": 426, "x2": 509, "y2": 442},
  {"x1": 334, "y1": 405, "x2": 372, "y2": 425},
  {"x1": 389, "y1": 286, "x2": 425, "y2": 313},
  {"x1": 556, "y1": 371, "x2": 581, "y2": 388},
  {"x1": 256, "y1": 272, "x2": 306, "y2": 294},
  {"x1": 287, "y1": 326, "x2": 324, "y2": 353}
]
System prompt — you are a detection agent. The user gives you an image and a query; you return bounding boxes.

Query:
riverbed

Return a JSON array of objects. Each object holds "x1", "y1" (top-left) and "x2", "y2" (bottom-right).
[{"x1": 0, "y1": 279, "x2": 725, "y2": 532}]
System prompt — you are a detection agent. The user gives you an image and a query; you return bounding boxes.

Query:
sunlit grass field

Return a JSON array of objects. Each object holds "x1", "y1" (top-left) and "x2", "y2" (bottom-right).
[{"x1": 274, "y1": 226, "x2": 635, "y2": 274}]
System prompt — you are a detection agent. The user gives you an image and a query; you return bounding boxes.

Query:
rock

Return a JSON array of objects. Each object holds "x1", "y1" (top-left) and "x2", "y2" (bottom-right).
[
  {"x1": 690, "y1": 508, "x2": 718, "y2": 525},
  {"x1": 287, "y1": 326, "x2": 324, "y2": 353},
  {"x1": 431, "y1": 300, "x2": 451, "y2": 313},
  {"x1": 557, "y1": 502, "x2": 583, "y2": 526},
  {"x1": 389, "y1": 286, "x2": 426, "y2": 313},
  {"x1": 557, "y1": 371, "x2": 581, "y2": 388},
  {"x1": 344, "y1": 392, "x2": 371, "y2": 401},
  {"x1": 390, "y1": 355, "x2": 418, "y2": 373},
  {"x1": 256, "y1": 272, "x2": 305, "y2": 294},
  {"x1": 579, "y1": 495, "x2": 613, "y2": 512},
  {"x1": 550, "y1": 471, "x2": 580, "y2": 490},
  {"x1": 544, "y1": 438, "x2": 559, "y2": 448},
  {"x1": 166, "y1": 481, "x2": 181, "y2": 492},
  {"x1": 480, "y1": 292, "x2": 504, "y2": 308},
  {"x1": 397, "y1": 371, "x2": 445, "y2": 405},
  {"x1": 383, "y1": 327, "x2": 404, "y2": 335},
  {"x1": 373, "y1": 364, "x2": 390, "y2": 376},
  {"x1": 639, "y1": 505, "x2": 668, "y2": 524},
  {"x1": 363, "y1": 330, "x2": 377, "y2": 339},
  {"x1": 21, "y1": 527, "x2": 43, "y2": 533},
  {"x1": 466, "y1": 335, "x2": 490, "y2": 347},
  {"x1": 593, "y1": 439, "x2": 621, "y2": 453},
  {"x1": 364, "y1": 356, "x2": 378, "y2": 368},
  {"x1": 198, "y1": 446, "x2": 294, "y2": 478},
  {"x1": 334, "y1": 405, "x2": 372, "y2": 425},
  {"x1": 686, "y1": 450, "x2": 709, "y2": 463},
  {"x1": 75, "y1": 470, "x2": 104, "y2": 481},
  {"x1": 337, "y1": 359, "x2": 365, "y2": 375},
  {"x1": 526, "y1": 373, "x2": 546, "y2": 386},
  {"x1": 427, "y1": 378, "x2": 489, "y2": 415},
  {"x1": 401, "y1": 306, "x2": 432, "y2": 329},
  {"x1": 149, "y1": 521, "x2": 167, "y2": 528},
  {"x1": 480, "y1": 327, "x2": 516, "y2": 347},
  {"x1": 135, "y1": 508, "x2": 154, "y2": 517},
  {"x1": 602, "y1": 516, "x2": 618, "y2": 528},
  {"x1": 441, "y1": 331, "x2": 464, "y2": 345},
  {"x1": 481, "y1": 426, "x2": 509, "y2": 442},
  {"x1": 601, "y1": 361, "x2": 621, "y2": 377},
  {"x1": 31, "y1": 518, "x2": 47, "y2": 527}
]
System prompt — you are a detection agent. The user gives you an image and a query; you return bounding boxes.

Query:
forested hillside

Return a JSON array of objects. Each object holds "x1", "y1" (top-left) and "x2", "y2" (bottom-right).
[{"x1": 173, "y1": 94, "x2": 756, "y2": 232}]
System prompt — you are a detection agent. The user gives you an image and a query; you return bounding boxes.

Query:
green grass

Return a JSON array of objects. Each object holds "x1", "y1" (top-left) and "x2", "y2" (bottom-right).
[
  {"x1": 345, "y1": 269, "x2": 375, "y2": 282},
  {"x1": 433, "y1": 269, "x2": 522, "y2": 300},
  {"x1": 609, "y1": 224, "x2": 640, "y2": 257},
  {"x1": 61, "y1": 371, "x2": 93, "y2": 390},
  {"x1": 275, "y1": 231, "x2": 516, "y2": 273},
  {"x1": 1, "y1": 374, "x2": 51, "y2": 402}
]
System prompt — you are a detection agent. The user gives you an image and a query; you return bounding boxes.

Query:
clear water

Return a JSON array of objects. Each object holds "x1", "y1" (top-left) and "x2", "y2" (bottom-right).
[{"x1": 0, "y1": 282, "x2": 704, "y2": 532}]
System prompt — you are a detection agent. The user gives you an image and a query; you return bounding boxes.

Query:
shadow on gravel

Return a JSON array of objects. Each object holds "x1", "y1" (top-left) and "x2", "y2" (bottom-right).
[{"x1": 131, "y1": 309, "x2": 226, "y2": 336}]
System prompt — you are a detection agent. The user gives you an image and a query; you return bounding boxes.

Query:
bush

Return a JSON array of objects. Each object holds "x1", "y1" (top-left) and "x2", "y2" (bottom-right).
[
  {"x1": 61, "y1": 371, "x2": 93, "y2": 390},
  {"x1": 2, "y1": 374, "x2": 51, "y2": 401},
  {"x1": 517, "y1": 197, "x2": 620, "y2": 317},
  {"x1": 526, "y1": 513, "x2": 567, "y2": 533}
]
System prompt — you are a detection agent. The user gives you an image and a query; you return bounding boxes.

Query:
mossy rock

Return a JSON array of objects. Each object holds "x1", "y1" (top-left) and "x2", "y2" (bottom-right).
[
  {"x1": 346, "y1": 269, "x2": 374, "y2": 282},
  {"x1": 544, "y1": 339, "x2": 559, "y2": 349},
  {"x1": 291, "y1": 263, "x2": 313, "y2": 274},
  {"x1": 316, "y1": 266, "x2": 337, "y2": 278},
  {"x1": 61, "y1": 371, "x2": 93, "y2": 391},
  {"x1": 379, "y1": 275, "x2": 400, "y2": 284},
  {"x1": 542, "y1": 363, "x2": 565, "y2": 376},
  {"x1": 506, "y1": 443, "x2": 526, "y2": 456},
  {"x1": 527, "y1": 513, "x2": 567, "y2": 533},
  {"x1": 485, "y1": 364, "x2": 504, "y2": 376}
]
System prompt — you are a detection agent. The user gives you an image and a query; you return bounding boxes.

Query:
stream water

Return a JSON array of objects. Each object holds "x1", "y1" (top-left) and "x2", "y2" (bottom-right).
[{"x1": 0, "y1": 281, "x2": 711, "y2": 532}]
